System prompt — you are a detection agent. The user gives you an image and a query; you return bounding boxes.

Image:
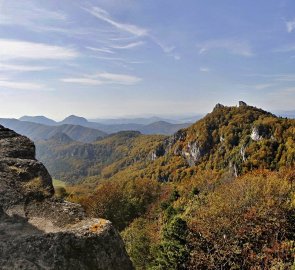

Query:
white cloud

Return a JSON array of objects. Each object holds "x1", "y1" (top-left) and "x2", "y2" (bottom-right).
[
  {"x1": 286, "y1": 18, "x2": 295, "y2": 33},
  {"x1": 86, "y1": 46, "x2": 114, "y2": 54},
  {"x1": 95, "y1": 72, "x2": 141, "y2": 85},
  {"x1": 93, "y1": 56, "x2": 144, "y2": 64},
  {"x1": 197, "y1": 39, "x2": 253, "y2": 57},
  {"x1": 111, "y1": 41, "x2": 144, "y2": 49},
  {"x1": 83, "y1": 6, "x2": 177, "y2": 59},
  {"x1": 62, "y1": 72, "x2": 141, "y2": 86},
  {"x1": 0, "y1": 80, "x2": 45, "y2": 90},
  {"x1": 0, "y1": 63, "x2": 50, "y2": 72},
  {"x1": 84, "y1": 6, "x2": 148, "y2": 37},
  {"x1": 61, "y1": 78, "x2": 103, "y2": 86},
  {"x1": 0, "y1": 2, "x2": 67, "y2": 32},
  {"x1": 0, "y1": 39, "x2": 78, "y2": 60}
]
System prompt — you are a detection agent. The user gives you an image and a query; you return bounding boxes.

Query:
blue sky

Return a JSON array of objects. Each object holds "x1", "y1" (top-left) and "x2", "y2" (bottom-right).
[{"x1": 0, "y1": 0, "x2": 294, "y2": 119}]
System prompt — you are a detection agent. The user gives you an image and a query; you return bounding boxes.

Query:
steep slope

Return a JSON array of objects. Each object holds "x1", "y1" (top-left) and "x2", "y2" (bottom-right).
[
  {"x1": 59, "y1": 103, "x2": 295, "y2": 270},
  {"x1": 0, "y1": 118, "x2": 107, "y2": 143},
  {"x1": 0, "y1": 124, "x2": 133, "y2": 269},
  {"x1": 150, "y1": 102, "x2": 295, "y2": 179}
]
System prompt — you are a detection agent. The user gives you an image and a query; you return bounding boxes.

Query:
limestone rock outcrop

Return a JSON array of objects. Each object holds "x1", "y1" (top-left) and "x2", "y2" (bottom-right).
[{"x1": 0, "y1": 125, "x2": 133, "y2": 270}]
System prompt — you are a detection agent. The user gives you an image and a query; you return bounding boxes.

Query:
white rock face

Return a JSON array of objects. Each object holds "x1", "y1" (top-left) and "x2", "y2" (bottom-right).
[
  {"x1": 240, "y1": 146, "x2": 246, "y2": 162},
  {"x1": 151, "y1": 151, "x2": 157, "y2": 161},
  {"x1": 182, "y1": 141, "x2": 203, "y2": 166},
  {"x1": 250, "y1": 127, "x2": 262, "y2": 141}
]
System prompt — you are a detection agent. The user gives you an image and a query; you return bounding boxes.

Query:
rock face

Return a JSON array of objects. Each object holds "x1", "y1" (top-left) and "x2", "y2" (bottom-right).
[{"x1": 0, "y1": 125, "x2": 133, "y2": 270}]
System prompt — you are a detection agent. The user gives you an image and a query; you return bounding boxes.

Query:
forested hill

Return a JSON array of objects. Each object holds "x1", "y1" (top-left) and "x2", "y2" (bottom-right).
[
  {"x1": 92, "y1": 101, "x2": 294, "y2": 184},
  {"x1": 36, "y1": 131, "x2": 165, "y2": 183},
  {"x1": 36, "y1": 102, "x2": 295, "y2": 184},
  {"x1": 65, "y1": 102, "x2": 295, "y2": 269},
  {"x1": 152, "y1": 101, "x2": 295, "y2": 178}
]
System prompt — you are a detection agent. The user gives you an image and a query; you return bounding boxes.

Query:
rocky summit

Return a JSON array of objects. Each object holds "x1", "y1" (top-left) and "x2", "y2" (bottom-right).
[{"x1": 0, "y1": 125, "x2": 133, "y2": 270}]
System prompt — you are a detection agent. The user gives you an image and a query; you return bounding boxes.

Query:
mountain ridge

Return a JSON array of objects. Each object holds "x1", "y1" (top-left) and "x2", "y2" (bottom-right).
[
  {"x1": 15, "y1": 115, "x2": 192, "y2": 136},
  {"x1": 0, "y1": 118, "x2": 107, "y2": 143},
  {"x1": 35, "y1": 102, "x2": 295, "y2": 184}
]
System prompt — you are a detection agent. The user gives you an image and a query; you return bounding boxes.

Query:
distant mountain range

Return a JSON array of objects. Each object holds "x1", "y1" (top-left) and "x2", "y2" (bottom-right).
[
  {"x1": 89, "y1": 115, "x2": 202, "y2": 125},
  {"x1": 0, "y1": 115, "x2": 191, "y2": 144},
  {"x1": 0, "y1": 118, "x2": 106, "y2": 143},
  {"x1": 18, "y1": 115, "x2": 191, "y2": 135}
]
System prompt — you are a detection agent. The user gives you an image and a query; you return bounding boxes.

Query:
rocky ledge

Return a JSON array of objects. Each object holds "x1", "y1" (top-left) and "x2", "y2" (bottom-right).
[{"x1": 0, "y1": 125, "x2": 133, "y2": 270}]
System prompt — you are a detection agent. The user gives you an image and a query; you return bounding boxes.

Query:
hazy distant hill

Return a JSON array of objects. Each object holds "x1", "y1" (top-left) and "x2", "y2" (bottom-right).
[
  {"x1": 138, "y1": 121, "x2": 190, "y2": 135},
  {"x1": 0, "y1": 118, "x2": 106, "y2": 143},
  {"x1": 275, "y1": 110, "x2": 295, "y2": 119},
  {"x1": 18, "y1": 114, "x2": 190, "y2": 135},
  {"x1": 59, "y1": 115, "x2": 89, "y2": 126},
  {"x1": 90, "y1": 116, "x2": 167, "y2": 125},
  {"x1": 89, "y1": 115, "x2": 202, "y2": 125},
  {"x1": 19, "y1": 115, "x2": 57, "y2": 126}
]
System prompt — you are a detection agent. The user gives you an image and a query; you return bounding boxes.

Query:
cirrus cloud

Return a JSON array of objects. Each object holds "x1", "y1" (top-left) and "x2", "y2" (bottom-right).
[
  {"x1": 61, "y1": 72, "x2": 141, "y2": 86},
  {"x1": 0, "y1": 39, "x2": 78, "y2": 60}
]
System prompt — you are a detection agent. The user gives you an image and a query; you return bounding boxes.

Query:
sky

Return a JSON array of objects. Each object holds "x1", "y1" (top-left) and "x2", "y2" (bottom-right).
[{"x1": 0, "y1": 0, "x2": 294, "y2": 119}]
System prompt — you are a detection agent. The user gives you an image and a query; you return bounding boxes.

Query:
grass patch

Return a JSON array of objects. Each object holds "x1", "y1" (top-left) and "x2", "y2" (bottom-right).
[{"x1": 53, "y1": 179, "x2": 67, "y2": 188}]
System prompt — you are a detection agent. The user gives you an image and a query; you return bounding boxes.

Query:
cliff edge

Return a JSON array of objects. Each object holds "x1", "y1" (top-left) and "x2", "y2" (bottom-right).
[{"x1": 0, "y1": 125, "x2": 133, "y2": 270}]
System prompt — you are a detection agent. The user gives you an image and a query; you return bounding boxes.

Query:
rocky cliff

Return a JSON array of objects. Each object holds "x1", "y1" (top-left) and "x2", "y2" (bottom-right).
[
  {"x1": 150, "y1": 102, "x2": 295, "y2": 179},
  {"x1": 0, "y1": 125, "x2": 133, "y2": 269}
]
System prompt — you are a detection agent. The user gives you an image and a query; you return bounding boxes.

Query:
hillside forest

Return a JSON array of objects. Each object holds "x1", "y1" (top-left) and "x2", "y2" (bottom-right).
[{"x1": 42, "y1": 103, "x2": 295, "y2": 269}]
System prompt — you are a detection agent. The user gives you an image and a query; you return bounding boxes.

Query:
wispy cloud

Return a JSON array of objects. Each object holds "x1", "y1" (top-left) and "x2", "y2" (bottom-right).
[
  {"x1": 61, "y1": 78, "x2": 103, "y2": 86},
  {"x1": 93, "y1": 56, "x2": 144, "y2": 64},
  {"x1": 111, "y1": 41, "x2": 144, "y2": 49},
  {"x1": 83, "y1": 6, "x2": 177, "y2": 58},
  {"x1": 286, "y1": 18, "x2": 295, "y2": 33},
  {"x1": 0, "y1": 2, "x2": 67, "y2": 32},
  {"x1": 0, "y1": 39, "x2": 78, "y2": 60},
  {"x1": 197, "y1": 39, "x2": 253, "y2": 57},
  {"x1": 0, "y1": 80, "x2": 45, "y2": 90},
  {"x1": 86, "y1": 46, "x2": 114, "y2": 54},
  {"x1": 83, "y1": 6, "x2": 148, "y2": 37},
  {"x1": 95, "y1": 72, "x2": 141, "y2": 85},
  {"x1": 61, "y1": 72, "x2": 141, "y2": 86},
  {"x1": 0, "y1": 63, "x2": 50, "y2": 72}
]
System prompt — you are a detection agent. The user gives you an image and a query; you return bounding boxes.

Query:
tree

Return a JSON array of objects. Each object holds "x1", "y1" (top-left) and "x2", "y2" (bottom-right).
[{"x1": 154, "y1": 216, "x2": 189, "y2": 270}]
